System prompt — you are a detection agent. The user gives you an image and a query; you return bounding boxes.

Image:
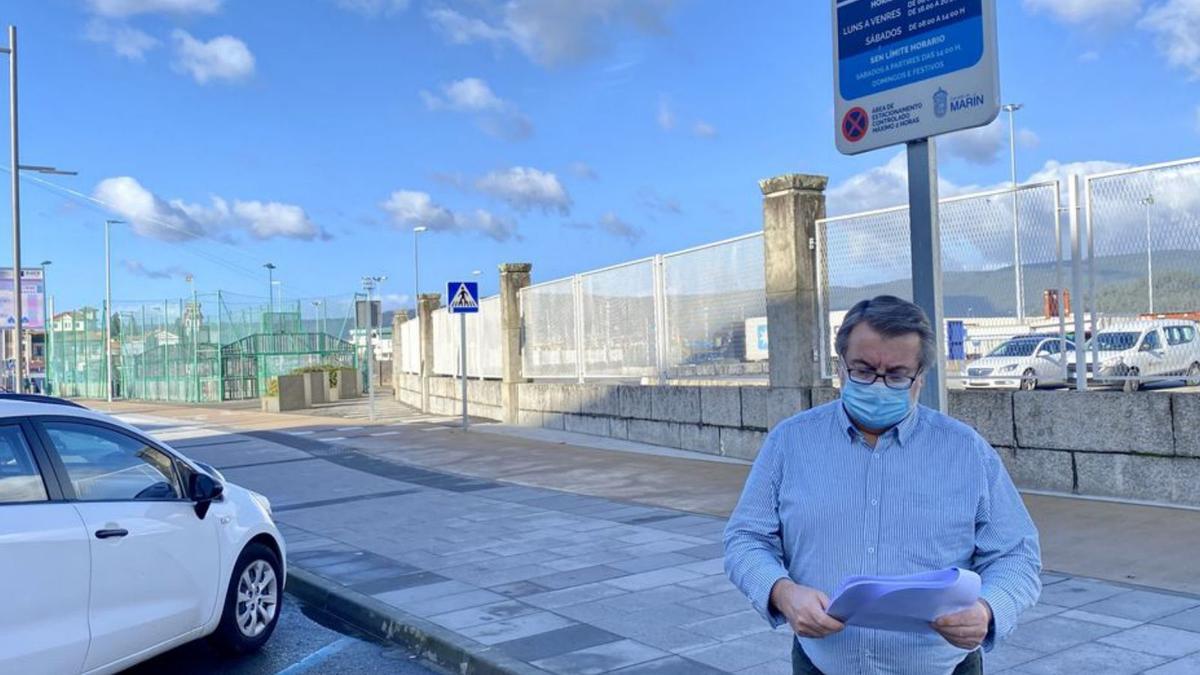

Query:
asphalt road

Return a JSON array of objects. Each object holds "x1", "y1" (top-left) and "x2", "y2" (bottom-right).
[{"x1": 123, "y1": 596, "x2": 442, "y2": 675}]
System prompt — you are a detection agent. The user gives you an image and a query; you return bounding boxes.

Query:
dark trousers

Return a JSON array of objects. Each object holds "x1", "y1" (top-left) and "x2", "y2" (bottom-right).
[{"x1": 792, "y1": 640, "x2": 984, "y2": 675}]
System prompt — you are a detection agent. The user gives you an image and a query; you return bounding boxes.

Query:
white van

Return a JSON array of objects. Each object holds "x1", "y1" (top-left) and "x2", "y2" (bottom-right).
[{"x1": 1069, "y1": 320, "x2": 1200, "y2": 392}]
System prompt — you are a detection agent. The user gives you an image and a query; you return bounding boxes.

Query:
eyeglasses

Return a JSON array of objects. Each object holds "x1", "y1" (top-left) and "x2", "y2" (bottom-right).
[{"x1": 843, "y1": 366, "x2": 921, "y2": 391}]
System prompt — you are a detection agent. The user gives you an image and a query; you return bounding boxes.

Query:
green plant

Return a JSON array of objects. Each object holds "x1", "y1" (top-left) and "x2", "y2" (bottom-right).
[
  {"x1": 328, "y1": 369, "x2": 338, "y2": 387},
  {"x1": 266, "y1": 377, "x2": 279, "y2": 397}
]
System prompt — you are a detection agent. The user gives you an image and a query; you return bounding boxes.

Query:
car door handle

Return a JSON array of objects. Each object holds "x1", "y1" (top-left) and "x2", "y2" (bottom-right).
[{"x1": 95, "y1": 528, "x2": 129, "y2": 540}]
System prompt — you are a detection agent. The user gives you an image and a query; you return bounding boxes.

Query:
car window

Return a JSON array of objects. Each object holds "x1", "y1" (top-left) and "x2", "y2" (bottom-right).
[
  {"x1": 1142, "y1": 331, "x2": 1161, "y2": 351},
  {"x1": 1165, "y1": 327, "x2": 1181, "y2": 346},
  {"x1": 1184, "y1": 326, "x2": 1197, "y2": 344},
  {"x1": 0, "y1": 425, "x2": 48, "y2": 504},
  {"x1": 42, "y1": 422, "x2": 182, "y2": 501}
]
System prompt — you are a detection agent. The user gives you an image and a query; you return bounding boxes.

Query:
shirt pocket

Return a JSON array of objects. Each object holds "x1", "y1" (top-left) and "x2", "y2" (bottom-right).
[{"x1": 898, "y1": 489, "x2": 977, "y2": 570}]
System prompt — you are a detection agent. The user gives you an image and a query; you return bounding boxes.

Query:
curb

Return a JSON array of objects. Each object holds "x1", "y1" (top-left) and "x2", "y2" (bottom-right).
[{"x1": 286, "y1": 567, "x2": 550, "y2": 675}]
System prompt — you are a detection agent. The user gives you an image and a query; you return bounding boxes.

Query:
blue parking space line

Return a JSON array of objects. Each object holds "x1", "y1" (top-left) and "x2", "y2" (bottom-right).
[{"x1": 273, "y1": 636, "x2": 355, "y2": 675}]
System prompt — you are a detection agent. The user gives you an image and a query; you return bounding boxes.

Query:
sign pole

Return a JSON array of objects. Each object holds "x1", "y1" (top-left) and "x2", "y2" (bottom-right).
[
  {"x1": 907, "y1": 138, "x2": 947, "y2": 413},
  {"x1": 460, "y1": 311, "x2": 468, "y2": 429}
]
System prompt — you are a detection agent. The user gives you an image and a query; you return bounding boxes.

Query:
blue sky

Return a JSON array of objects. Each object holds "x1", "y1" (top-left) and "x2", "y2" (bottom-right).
[{"x1": 2, "y1": 0, "x2": 1198, "y2": 312}]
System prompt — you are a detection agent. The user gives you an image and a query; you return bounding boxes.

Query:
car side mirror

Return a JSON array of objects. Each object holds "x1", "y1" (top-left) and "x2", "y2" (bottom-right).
[{"x1": 189, "y1": 472, "x2": 224, "y2": 520}]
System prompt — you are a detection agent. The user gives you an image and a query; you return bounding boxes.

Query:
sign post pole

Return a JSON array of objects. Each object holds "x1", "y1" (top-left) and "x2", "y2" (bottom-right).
[
  {"x1": 907, "y1": 139, "x2": 947, "y2": 412},
  {"x1": 460, "y1": 311, "x2": 468, "y2": 429}
]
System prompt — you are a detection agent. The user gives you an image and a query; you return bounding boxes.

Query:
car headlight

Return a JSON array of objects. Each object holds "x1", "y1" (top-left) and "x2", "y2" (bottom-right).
[
  {"x1": 1102, "y1": 357, "x2": 1124, "y2": 369},
  {"x1": 999, "y1": 364, "x2": 1020, "y2": 372},
  {"x1": 249, "y1": 490, "x2": 273, "y2": 516}
]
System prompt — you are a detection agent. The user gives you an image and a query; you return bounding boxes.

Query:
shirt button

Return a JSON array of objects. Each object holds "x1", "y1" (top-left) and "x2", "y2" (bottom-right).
[
  {"x1": 871, "y1": 499, "x2": 879, "y2": 506},
  {"x1": 872, "y1": 453, "x2": 880, "y2": 460},
  {"x1": 868, "y1": 547, "x2": 876, "y2": 554}
]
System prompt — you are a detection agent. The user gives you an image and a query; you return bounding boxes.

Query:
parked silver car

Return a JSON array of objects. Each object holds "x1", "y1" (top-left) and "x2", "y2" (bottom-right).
[{"x1": 966, "y1": 334, "x2": 1075, "y2": 390}]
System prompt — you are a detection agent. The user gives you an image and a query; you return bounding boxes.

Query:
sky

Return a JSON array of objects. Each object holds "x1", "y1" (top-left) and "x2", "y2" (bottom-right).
[{"x1": 1, "y1": 0, "x2": 1198, "y2": 313}]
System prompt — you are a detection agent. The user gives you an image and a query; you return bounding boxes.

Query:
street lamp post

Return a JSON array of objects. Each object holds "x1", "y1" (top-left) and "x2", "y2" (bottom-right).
[
  {"x1": 3, "y1": 26, "x2": 77, "y2": 393},
  {"x1": 104, "y1": 219, "x2": 124, "y2": 402},
  {"x1": 40, "y1": 259, "x2": 49, "y2": 393},
  {"x1": 1142, "y1": 195, "x2": 1155, "y2": 315},
  {"x1": 361, "y1": 275, "x2": 386, "y2": 422},
  {"x1": 187, "y1": 274, "x2": 199, "y2": 403},
  {"x1": 413, "y1": 226, "x2": 427, "y2": 382},
  {"x1": 1003, "y1": 102, "x2": 1025, "y2": 323},
  {"x1": 312, "y1": 300, "x2": 325, "y2": 335},
  {"x1": 263, "y1": 263, "x2": 276, "y2": 314}
]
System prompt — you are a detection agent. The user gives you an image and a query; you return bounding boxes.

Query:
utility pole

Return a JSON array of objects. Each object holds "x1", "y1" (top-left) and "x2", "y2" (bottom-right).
[
  {"x1": 263, "y1": 262, "x2": 276, "y2": 315},
  {"x1": 188, "y1": 274, "x2": 199, "y2": 403}
]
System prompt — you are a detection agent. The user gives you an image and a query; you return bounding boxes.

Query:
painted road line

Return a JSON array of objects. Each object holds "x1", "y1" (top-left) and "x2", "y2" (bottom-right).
[
  {"x1": 370, "y1": 431, "x2": 400, "y2": 437},
  {"x1": 273, "y1": 636, "x2": 355, "y2": 675},
  {"x1": 336, "y1": 426, "x2": 364, "y2": 431},
  {"x1": 322, "y1": 436, "x2": 346, "y2": 442},
  {"x1": 287, "y1": 431, "x2": 315, "y2": 436}
]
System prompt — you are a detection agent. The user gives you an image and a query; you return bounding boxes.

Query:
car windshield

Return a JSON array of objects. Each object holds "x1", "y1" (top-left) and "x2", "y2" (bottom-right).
[
  {"x1": 1091, "y1": 332, "x2": 1140, "y2": 351},
  {"x1": 988, "y1": 339, "x2": 1040, "y2": 358}
]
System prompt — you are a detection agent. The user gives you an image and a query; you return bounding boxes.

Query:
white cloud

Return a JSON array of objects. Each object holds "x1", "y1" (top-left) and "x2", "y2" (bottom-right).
[
  {"x1": 1025, "y1": 159, "x2": 1131, "y2": 185},
  {"x1": 1139, "y1": 0, "x2": 1200, "y2": 78},
  {"x1": 475, "y1": 167, "x2": 571, "y2": 214},
  {"x1": 692, "y1": 120, "x2": 717, "y2": 138},
  {"x1": 122, "y1": 260, "x2": 191, "y2": 279},
  {"x1": 420, "y1": 77, "x2": 533, "y2": 140},
  {"x1": 569, "y1": 161, "x2": 598, "y2": 180},
  {"x1": 94, "y1": 176, "x2": 211, "y2": 241},
  {"x1": 87, "y1": 0, "x2": 221, "y2": 17},
  {"x1": 84, "y1": 19, "x2": 160, "y2": 60},
  {"x1": 428, "y1": 0, "x2": 675, "y2": 68},
  {"x1": 232, "y1": 201, "x2": 323, "y2": 241},
  {"x1": 380, "y1": 293, "x2": 412, "y2": 310},
  {"x1": 171, "y1": 30, "x2": 255, "y2": 84},
  {"x1": 93, "y1": 176, "x2": 322, "y2": 242},
  {"x1": 657, "y1": 96, "x2": 675, "y2": 131},
  {"x1": 1022, "y1": 0, "x2": 1143, "y2": 27},
  {"x1": 335, "y1": 0, "x2": 410, "y2": 17},
  {"x1": 380, "y1": 190, "x2": 517, "y2": 241}
]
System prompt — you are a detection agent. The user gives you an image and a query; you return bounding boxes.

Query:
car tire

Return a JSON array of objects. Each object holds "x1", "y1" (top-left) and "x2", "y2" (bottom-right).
[
  {"x1": 1020, "y1": 369, "x2": 1038, "y2": 391},
  {"x1": 1188, "y1": 362, "x2": 1200, "y2": 387},
  {"x1": 1123, "y1": 368, "x2": 1142, "y2": 393},
  {"x1": 209, "y1": 542, "x2": 282, "y2": 655}
]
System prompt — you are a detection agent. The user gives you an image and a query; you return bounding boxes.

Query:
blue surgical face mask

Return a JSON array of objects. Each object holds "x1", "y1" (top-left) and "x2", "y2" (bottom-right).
[{"x1": 841, "y1": 379, "x2": 914, "y2": 431}]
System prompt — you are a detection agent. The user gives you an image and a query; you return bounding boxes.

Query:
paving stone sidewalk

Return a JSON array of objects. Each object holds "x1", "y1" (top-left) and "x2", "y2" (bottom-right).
[{"x1": 130, "y1": 412, "x2": 1200, "y2": 675}]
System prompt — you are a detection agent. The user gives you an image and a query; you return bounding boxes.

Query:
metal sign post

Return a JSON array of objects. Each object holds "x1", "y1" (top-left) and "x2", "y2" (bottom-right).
[
  {"x1": 907, "y1": 139, "x2": 946, "y2": 412},
  {"x1": 447, "y1": 281, "x2": 479, "y2": 430},
  {"x1": 361, "y1": 276, "x2": 386, "y2": 422},
  {"x1": 833, "y1": 0, "x2": 1000, "y2": 412}
]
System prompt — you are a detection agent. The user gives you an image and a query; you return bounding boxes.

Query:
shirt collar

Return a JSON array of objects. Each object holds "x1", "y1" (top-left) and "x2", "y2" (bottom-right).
[{"x1": 835, "y1": 399, "x2": 922, "y2": 447}]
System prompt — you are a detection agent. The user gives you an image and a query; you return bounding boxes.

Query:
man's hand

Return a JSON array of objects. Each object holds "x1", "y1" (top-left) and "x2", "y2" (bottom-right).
[
  {"x1": 933, "y1": 600, "x2": 992, "y2": 650},
  {"x1": 769, "y1": 579, "x2": 845, "y2": 639}
]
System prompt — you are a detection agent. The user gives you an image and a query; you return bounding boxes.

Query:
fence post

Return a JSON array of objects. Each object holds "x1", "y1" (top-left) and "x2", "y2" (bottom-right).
[
  {"x1": 391, "y1": 311, "x2": 406, "y2": 399},
  {"x1": 759, "y1": 174, "x2": 829, "y2": 392},
  {"x1": 652, "y1": 255, "x2": 668, "y2": 383},
  {"x1": 499, "y1": 263, "x2": 532, "y2": 424},
  {"x1": 417, "y1": 293, "x2": 441, "y2": 413},
  {"x1": 573, "y1": 275, "x2": 585, "y2": 384}
]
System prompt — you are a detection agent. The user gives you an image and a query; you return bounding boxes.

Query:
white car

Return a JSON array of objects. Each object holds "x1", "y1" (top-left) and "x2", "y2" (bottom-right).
[
  {"x1": 1068, "y1": 320, "x2": 1200, "y2": 392},
  {"x1": 0, "y1": 396, "x2": 285, "y2": 675},
  {"x1": 965, "y1": 334, "x2": 1075, "y2": 390}
]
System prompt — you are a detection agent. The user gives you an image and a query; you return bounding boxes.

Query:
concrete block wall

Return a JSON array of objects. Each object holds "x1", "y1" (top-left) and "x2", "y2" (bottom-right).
[{"x1": 424, "y1": 376, "x2": 504, "y2": 421}]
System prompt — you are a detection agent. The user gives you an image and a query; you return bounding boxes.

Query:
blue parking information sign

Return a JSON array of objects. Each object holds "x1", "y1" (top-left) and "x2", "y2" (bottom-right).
[
  {"x1": 833, "y1": 0, "x2": 999, "y2": 155},
  {"x1": 447, "y1": 281, "x2": 479, "y2": 314}
]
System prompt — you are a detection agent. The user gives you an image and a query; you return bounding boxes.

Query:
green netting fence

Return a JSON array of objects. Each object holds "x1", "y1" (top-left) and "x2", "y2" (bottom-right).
[{"x1": 47, "y1": 291, "x2": 361, "y2": 403}]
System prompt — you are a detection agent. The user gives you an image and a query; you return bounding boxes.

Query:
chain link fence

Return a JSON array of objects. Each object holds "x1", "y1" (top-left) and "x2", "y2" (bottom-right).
[
  {"x1": 1082, "y1": 157, "x2": 1200, "y2": 387},
  {"x1": 817, "y1": 181, "x2": 1067, "y2": 384}
]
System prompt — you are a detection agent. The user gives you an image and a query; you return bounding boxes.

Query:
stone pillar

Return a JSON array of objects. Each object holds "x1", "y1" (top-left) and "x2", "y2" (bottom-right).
[
  {"x1": 417, "y1": 293, "x2": 441, "y2": 413},
  {"x1": 760, "y1": 174, "x2": 828, "y2": 391},
  {"x1": 499, "y1": 263, "x2": 532, "y2": 424},
  {"x1": 391, "y1": 312, "x2": 407, "y2": 400}
]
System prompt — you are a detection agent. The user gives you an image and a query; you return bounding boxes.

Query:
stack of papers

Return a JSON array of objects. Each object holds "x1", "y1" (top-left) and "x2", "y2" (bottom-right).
[{"x1": 826, "y1": 568, "x2": 981, "y2": 634}]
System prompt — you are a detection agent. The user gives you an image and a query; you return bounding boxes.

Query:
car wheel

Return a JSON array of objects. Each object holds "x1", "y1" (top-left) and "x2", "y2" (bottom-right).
[
  {"x1": 1020, "y1": 369, "x2": 1038, "y2": 391},
  {"x1": 1188, "y1": 362, "x2": 1200, "y2": 387},
  {"x1": 1123, "y1": 368, "x2": 1142, "y2": 393},
  {"x1": 210, "y1": 542, "x2": 282, "y2": 655}
]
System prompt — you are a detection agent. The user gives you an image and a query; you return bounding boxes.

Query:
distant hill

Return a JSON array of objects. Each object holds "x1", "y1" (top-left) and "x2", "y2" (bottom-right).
[{"x1": 829, "y1": 250, "x2": 1200, "y2": 316}]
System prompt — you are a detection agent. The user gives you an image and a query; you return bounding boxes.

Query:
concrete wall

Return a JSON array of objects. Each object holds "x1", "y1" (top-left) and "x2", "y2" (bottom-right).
[{"x1": 262, "y1": 374, "x2": 307, "y2": 412}]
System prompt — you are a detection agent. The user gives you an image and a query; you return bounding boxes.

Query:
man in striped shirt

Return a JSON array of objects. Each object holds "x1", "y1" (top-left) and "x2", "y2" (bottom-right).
[{"x1": 724, "y1": 296, "x2": 1041, "y2": 675}]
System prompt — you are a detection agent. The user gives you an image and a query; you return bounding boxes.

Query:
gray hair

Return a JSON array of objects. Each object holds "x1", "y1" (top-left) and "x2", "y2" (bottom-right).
[{"x1": 835, "y1": 296, "x2": 936, "y2": 371}]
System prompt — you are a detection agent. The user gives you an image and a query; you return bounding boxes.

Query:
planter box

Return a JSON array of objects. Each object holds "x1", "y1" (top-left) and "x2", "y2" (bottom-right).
[{"x1": 262, "y1": 374, "x2": 307, "y2": 412}]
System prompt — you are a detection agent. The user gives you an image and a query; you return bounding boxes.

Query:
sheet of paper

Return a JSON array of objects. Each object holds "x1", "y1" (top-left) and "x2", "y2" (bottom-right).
[{"x1": 826, "y1": 568, "x2": 981, "y2": 634}]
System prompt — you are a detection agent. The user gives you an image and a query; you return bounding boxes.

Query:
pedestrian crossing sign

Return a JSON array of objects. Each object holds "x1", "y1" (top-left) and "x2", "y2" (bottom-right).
[{"x1": 447, "y1": 281, "x2": 479, "y2": 313}]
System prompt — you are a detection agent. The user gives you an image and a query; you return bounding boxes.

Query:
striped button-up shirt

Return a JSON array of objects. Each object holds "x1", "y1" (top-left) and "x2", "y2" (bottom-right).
[{"x1": 724, "y1": 401, "x2": 1041, "y2": 675}]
